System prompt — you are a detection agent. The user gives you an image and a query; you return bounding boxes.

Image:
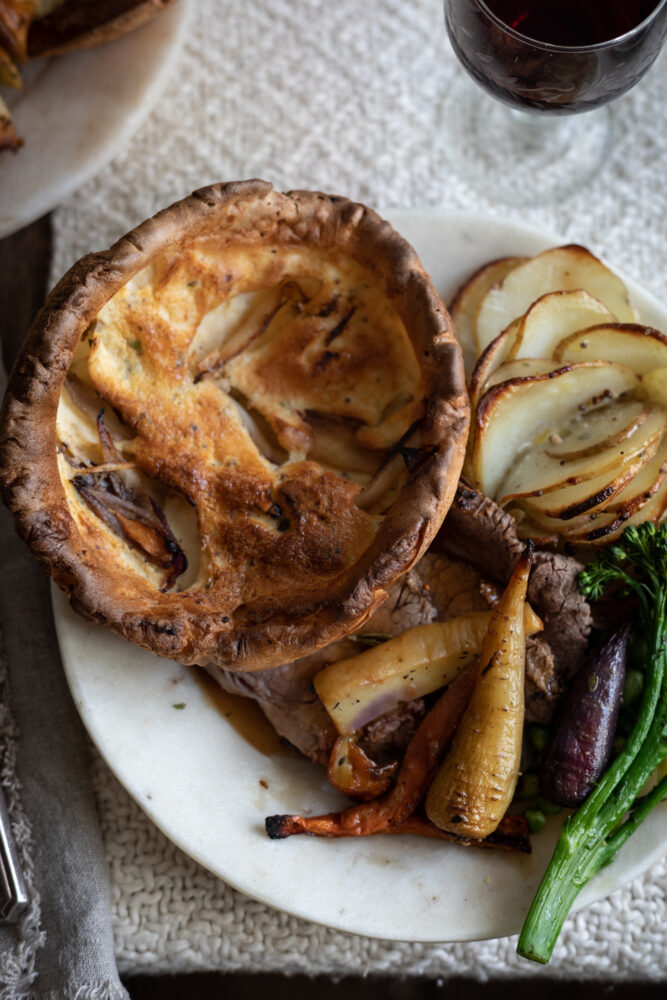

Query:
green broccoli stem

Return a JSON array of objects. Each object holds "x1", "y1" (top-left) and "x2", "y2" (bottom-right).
[
  {"x1": 599, "y1": 772, "x2": 667, "y2": 866},
  {"x1": 517, "y1": 594, "x2": 667, "y2": 965}
]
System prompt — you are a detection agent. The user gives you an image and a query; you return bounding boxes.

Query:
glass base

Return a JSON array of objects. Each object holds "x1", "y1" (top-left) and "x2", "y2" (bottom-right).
[{"x1": 440, "y1": 72, "x2": 614, "y2": 206}]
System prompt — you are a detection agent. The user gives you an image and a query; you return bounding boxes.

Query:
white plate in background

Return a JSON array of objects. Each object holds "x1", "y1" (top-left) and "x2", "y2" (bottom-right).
[
  {"x1": 52, "y1": 210, "x2": 667, "y2": 942},
  {"x1": 0, "y1": 0, "x2": 191, "y2": 239}
]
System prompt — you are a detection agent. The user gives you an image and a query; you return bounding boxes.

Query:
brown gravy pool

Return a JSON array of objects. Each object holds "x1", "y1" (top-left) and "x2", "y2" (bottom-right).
[{"x1": 193, "y1": 669, "x2": 296, "y2": 757}]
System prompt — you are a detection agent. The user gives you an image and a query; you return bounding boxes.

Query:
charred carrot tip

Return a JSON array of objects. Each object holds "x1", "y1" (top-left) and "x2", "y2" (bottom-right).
[{"x1": 265, "y1": 815, "x2": 299, "y2": 839}]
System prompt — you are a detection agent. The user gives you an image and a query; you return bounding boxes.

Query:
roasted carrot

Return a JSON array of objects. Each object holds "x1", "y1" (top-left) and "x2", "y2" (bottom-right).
[
  {"x1": 266, "y1": 810, "x2": 530, "y2": 854},
  {"x1": 265, "y1": 662, "x2": 477, "y2": 839}
]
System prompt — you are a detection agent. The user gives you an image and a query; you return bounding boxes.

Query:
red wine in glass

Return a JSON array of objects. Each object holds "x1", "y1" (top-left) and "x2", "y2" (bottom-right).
[
  {"x1": 446, "y1": 0, "x2": 667, "y2": 113},
  {"x1": 487, "y1": 0, "x2": 656, "y2": 47}
]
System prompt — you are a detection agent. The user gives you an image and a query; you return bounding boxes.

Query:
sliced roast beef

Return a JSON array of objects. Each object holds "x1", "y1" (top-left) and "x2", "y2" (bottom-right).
[
  {"x1": 358, "y1": 699, "x2": 426, "y2": 763},
  {"x1": 435, "y1": 480, "x2": 522, "y2": 583},
  {"x1": 529, "y1": 551, "x2": 592, "y2": 690},
  {"x1": 525, "y1": 637, "x2": 560, "y2": 724},
  {"x1": 435, "y1": 481, "x2": 591, "y2": 719},
  {"x1": 414, "y1": 551, "x2": 492, "y2": 618}
]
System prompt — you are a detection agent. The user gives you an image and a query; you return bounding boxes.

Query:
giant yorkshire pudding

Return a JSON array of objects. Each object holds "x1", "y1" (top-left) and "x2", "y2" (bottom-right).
[{"x1": 0, "y1": 181, "x2": 469, "y2": 670}]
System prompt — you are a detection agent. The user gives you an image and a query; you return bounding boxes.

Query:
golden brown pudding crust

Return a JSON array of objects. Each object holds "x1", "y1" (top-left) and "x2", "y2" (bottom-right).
[{"x1": 0, "y1": 181, "x2": 469, "y2": 670}]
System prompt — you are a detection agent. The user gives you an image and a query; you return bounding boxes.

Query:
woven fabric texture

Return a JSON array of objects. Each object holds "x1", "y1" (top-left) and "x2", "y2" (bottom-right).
[{"x1": 49, "y1": 0, "x2": 667, "y2": 980}]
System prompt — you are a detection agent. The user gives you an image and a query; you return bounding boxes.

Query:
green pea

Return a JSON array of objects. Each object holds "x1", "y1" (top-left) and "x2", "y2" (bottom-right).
[
  {"x1": 525, "y1": 808, "x2": 546, "y2": 834},
  {"x1": 528, "y1": 724, "x2": 551, "y2": 753},
  {"x1": 519, "y1": 773, "x2": 540, "y2": 799},
  {"x1": 520, "y1": 741, "x2": 539, "y2": 773},
  {"x1": 622, "y1": 669, "x2": 644, "y2": 707},
  {"x1": 536, "y1": 794, "x2": 562, "y2": 816}
]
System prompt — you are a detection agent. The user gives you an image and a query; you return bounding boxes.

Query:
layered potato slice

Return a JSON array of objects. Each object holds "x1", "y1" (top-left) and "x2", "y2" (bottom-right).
[
  {"x1": 449, "y1": 256, "x2": 527, "y2": 376},
  {"x1": 474, "y1": 246, "x2": 637, "y2": 354},
  {"x1": 555, "y1": 324, "x2": 667, "y2": 374},
  {"x1": 506, "y1": 291, "x2": 616, "y2": 362},
  {"x1": 458, "y1": 244, "x2": 667, "y2": 546},
  {"x1": 471, "y1": 361, "x2": 641, "y2": 498},
  {"x1": 468, "y1": 290, "x2": 617, "y2": 406}
]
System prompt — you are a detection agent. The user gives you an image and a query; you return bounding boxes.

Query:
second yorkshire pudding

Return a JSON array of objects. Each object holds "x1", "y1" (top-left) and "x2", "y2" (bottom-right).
[{"x1": 1, "y1": 181, "x2": 469, "y2": 671}]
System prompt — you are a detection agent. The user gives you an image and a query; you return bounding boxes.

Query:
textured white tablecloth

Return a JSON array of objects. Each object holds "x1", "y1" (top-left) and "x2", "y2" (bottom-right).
[{"x1": 49, "y1": 0, "x2": 667, "y2": 980}]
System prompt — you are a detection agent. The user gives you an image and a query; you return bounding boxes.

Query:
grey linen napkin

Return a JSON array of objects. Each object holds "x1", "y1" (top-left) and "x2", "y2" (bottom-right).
[{"x1": 0, "y1": 367, "x2": 129, "y2": 998}]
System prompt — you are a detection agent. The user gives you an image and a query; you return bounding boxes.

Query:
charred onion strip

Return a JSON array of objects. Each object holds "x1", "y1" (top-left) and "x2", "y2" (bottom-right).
[
  {"x1": 324, "y1": 306, "x2": 356, "y2": 346},
  {"x1": 195, "y1": 280, "x2": 310, "y2": 380},
  {"x1": 355, "y1": 413, "x2": 429, "y2": 512},
  {"x1": 73, "y1": 411, "x2": 187, "y2": 589},
  {"x1": 266, "y1": 663, "x2": 477, "y2": 840}
]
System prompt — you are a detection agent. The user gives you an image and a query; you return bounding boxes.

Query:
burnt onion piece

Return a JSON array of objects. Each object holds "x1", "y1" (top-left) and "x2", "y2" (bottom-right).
[
  {"x1": 327, "y1": 733, "x2": 398, "y2": 801},
  {"x1": 72, "y1": 410, "x2": 187, "y2": 590},
  {"x1": 354, "y1": 413, "x2": 435, "y2": 512},
  {"x1": 540, "y1": 625, "x2": 630, "y2": 808}
]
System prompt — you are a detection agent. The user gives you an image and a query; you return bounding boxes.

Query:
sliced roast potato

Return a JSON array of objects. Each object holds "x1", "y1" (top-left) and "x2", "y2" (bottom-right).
[
  {"x1": 604, "y1": 435, "x2": 667, "y2": 516},
  {"x1": 641, "y1": 368, "x2": 667, "y2": 409},
  {"x1": 498, "y1": 406, "x2": 667, "y2": 505},
  {"x1": 449, "y1": 256, "x2": 526, "y2": 375},
  {"x1": 543, "y1": 398, "x2": 649, "y2": 462},
  {"x1": 480, "y1": 358, "x2": 558, "y2": 394},
  {"x1": 523, "y1": 444, "x2": 667, "y2": 542},
  {"x1": 562, "y1": 476, "x2": 667, "y2": 546},
  {"x1": 506, "y1": 290, "x2": 616, "y2": 361},
  {"x1": 555, "y1": 324, "x2": 667, "y2": 374},
  {"x1": 521, "y1": 439, "x2": 657, "y2": 521},
  {"x1": 475, "y1": 246, "x2": 637, "y2": 354},
  {"x1": 468, "y1": 327, "x2": 517, "y2": 406},
  {"x1": 471, "y1": 361, "x2": 641, "y2": 499},
  {"x1": 512, "y1": 510, "x2": 558, "y2": 545}
]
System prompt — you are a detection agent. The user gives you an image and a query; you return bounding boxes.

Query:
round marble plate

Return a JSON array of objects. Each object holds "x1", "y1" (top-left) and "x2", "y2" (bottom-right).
[
  {"x1": 52, "y1": 210, "x2": 667, "y2": 942},
  {"x1": 0, "y1": 0, "x2": 191, "y2": 239}
]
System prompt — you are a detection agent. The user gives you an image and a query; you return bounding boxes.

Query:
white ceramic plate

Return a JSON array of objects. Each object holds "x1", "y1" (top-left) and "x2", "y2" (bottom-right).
[
  {"x1": 0, "y1": 0, "x2": 191, "y2": 239},
  {"x1": 52, "y1": 210, "x2": 667, "y2": 942}
]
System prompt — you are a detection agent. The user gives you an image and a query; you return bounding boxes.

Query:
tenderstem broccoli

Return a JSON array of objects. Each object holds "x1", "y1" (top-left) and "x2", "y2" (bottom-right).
[{"x1": 517, "y1": 522, "x2": 667, "y2": 964}]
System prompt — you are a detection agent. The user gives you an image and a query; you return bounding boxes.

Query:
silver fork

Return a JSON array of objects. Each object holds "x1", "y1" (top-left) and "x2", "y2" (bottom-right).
[{"x1": 0, "y1": 784, "x2": 28, "y2": 923}]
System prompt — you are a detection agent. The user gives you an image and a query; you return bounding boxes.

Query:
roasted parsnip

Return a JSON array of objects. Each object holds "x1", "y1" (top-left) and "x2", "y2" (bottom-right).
[
  {"x1": 314, "y1": 606, "x2": 542, "y2": 735},
  {"x1": 425, "y1": 544, "x2": 533, "y2": 839}
]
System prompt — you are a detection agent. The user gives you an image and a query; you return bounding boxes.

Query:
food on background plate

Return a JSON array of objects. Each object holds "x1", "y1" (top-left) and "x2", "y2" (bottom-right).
[
  {"x1": 0, "y1": 0, "x2": 177, "y2": 150},
  {"x1": 0, "y1": 180, "x2": 469, "y2": 671}
]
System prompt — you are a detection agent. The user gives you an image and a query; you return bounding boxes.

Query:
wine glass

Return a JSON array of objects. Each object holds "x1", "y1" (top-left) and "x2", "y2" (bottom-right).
[{"x1": 442, "y1": 0, "x2": 667, "y2": 204}]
